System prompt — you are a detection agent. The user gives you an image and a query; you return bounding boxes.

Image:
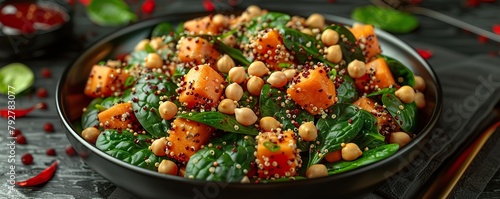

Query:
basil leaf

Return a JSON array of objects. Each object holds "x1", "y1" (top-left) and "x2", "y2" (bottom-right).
[
  {"x1": 309, "y1": 103, "x2": 364, "y2": 166},
  {"x1": 186, "y1": 133, "x2": 256, "y2": 182},
  {"x1": 325, "y1": 25, "x2": 365, "y2": 65},
  {"x1": 281, "y1": 28, "x2": 335, "y2": 67},
  {"x1": 131, "y1": 73, "x2": 178, "y2": 138},
  {"x1": 336, "y1": 75, "x2": 358, "y2": 103},
  {"x1": 352, "y1": 110, "x2": 385, "y2": 150},
  {"x1": 382, "y1": 93, "x2": 417, "y2": 132},
  {"x1": 176, "y1": 112, "x2": 259, "y2": 136},
  {"x1": 380, "y1": 55, "x2": 415, "y2": 87},
  {"x1": 96, "y1": 129, "x2": 170, "y2": 171},
  {"x1": 86, "y1": 0, "x2": 137, "y2": 26},
  {"x1": 326, "y1": 143, "x2": 399, "y2": 174},
  {"x1": 0, "y1": 63, "x2": 34, "y2": 95},
  {"x1": 351, "y1": 6, "x2": 418, "y2": 34}
]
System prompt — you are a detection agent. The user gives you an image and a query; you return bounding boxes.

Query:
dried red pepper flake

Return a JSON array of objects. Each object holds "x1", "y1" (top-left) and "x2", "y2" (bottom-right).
[
  {"x1": 43, "y1": 123, "x2": 55, "y2": 133},
  {"x1": 41, "y1": 68, "x2": 52, "y2": 78},
  {"x1": 21, "y1": 153, "x2": 34, "y2": 165},
  {"x1": 478, "y1": 35, "x2": 488, "y2": 43},
  {"x1": 16, "y1": 161, "x2": 58, "y2": 187},
  {"x1": 416, "y1": 49, "x2": 433, "y2": 60},
  {"x1": 46, "y1": 148, "x2": 57, "y2": 156},
  {"x1": 203, "y1": 0, "x2": 215, "y2": 12},
  {"x1": 492, "y1": 25, "x2": 500, "y2": 35},
  {"x1": 16, "y1": 135, "x2": 27, "y2": 144},
  {"x1": 65, "y1": 146, "x2": 77, "y2": 156},
  {"x1": 142, "y1": 0, "x2": 155, "y2": 14},
  {"x1": 37, "y1": 88, "x2": 48, "y2": 98}
]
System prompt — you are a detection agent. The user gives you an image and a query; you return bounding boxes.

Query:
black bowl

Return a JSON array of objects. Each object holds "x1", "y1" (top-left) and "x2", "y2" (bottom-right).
[{"x1": 56, "y1": 11, "x2": 442, "y2": 199}]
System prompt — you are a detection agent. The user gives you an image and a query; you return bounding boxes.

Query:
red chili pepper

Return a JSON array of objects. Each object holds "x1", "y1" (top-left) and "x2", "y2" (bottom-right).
[
  {"x1": 0, "y1": 102, "x2": 45, "y2": 118},
  {"x1": 16, "y1": 161, "x2": 58, "y2": 187}
]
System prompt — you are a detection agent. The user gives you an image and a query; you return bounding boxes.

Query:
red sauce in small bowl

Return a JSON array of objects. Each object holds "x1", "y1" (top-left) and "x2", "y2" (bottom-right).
[{"x1": 0, "y1": 2, "x2": 69, "y2": 35}]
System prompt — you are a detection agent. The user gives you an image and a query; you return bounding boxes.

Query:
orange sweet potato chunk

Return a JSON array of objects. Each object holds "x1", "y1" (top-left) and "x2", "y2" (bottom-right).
[
  {"x1": 179, "y1": 64, "x2": 224, "y2": 109},
  {"x1": 177, "y1": 37, "x2": 221, "y2": 66},
  {"x1": 97, "y1": 102, "x2": 136, "y2": 131},
  {"x1": 84, "y1": 65, "x2": 130, "y2": 98},
  {"x1": 355, "y1": 58, "x2": 396, "y2": 93},
  {"x1": 287, "y1": 66, "x2": 336, "y2": 115},
  {"x1": 352, "y1": 97, "x2": 394, "y2": 131},
  {"x1": 251, "y1": 29, "x2": 295, "y2": 70},
  {"x1": 166, "y1": 118, "x2": 214, "y2": 164},
  {"x1": 184, "y1": 15, "x2": 228, "y2": 35},
  {"x1": 256, "y1": 130, "x2": 299, "y2": 179},
  {"x1": 349, "y1": 24, "x2": 382, "y2": 61}
]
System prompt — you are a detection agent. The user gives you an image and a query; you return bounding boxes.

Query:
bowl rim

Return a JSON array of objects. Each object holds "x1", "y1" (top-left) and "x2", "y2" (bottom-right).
[{"x1": 56, "y1": 11, "x2": 443, "y2": 188}]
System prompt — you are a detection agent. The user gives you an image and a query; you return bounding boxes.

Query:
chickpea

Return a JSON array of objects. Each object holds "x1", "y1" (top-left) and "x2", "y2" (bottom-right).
[
  {"x1": 145, "y1": 53, "x2": 163, "y2": 69},
  {"x1": 234, "y1": 108, "x2": 258, "y2": 126},
  {"x1": 149, "y1": 37, "x2": 164, "y2": 50},
  {"x1": 218, "y1": 99, "x2": 237, "y2": 114},
  {"x1": 158, "y1": 159, "x2": 178, "y2": 175},
  {"x1": 225, "y1": 83, "x2": 244, "y2": 101},
  {"x1": 259, "y1": 117, "x2": 281, "y2": 132},
  {"x1": 341, "y1": 143, "x2": 362, "y2": 161},
  {"x1": 390, "y1": 132, "x2": 412, "y2": 148},
  {"x1": 301, "y1": 28, "x2": 313, "y2": 36},
  {"x1": 246, "y1": 5, "x2": 261, "y2": 17},
  {"x1": 347, "y1": 59, "x2": 366, "y2": 78},
  {"x1": 217, "y1": 54, "x2": 235, "y2": 73},
  {"x1": 395, "y1": 85, "x2": 415, "y2": 103},
  {"x1": 267, "y1": 71, "x2": 288, "y2": 88},
  {"x1": 134, "y1": 39, "x2": 150, "y2": 51},
  {"x1": 159, "y1": 101, "x2": 177, "y2": 120},
  {"x1": 246, "y1": 76, "x2": 264, "y2": 96},
  {"x1": 248, "y1": 61, "x2": 269, "y2": 77},
  {"x1": 305, "y1": 13, "x2": 325, "y2": 29},
  {"x1": 414, "y1": 92, "x2": 426, "y2": 109},
  {"x1": 326, "y1": 45, "x2": 343, "y2": 64},
  {"x1": 221, "y1": 34, "x2": 236, "y2": 47},
  {"x1": 324, "y1": 150, "x2": 342, "y2": 163},
  {"x1": 306, "y1": 164, "x2": 328, "y2": 178},
  {"x1": 413, "y1": 76, "x2": 426, "y2": 91},
  {"x1": 321, "y1": 29, "x2": 339, "y2": 46},
  {"x1": 298, "y1": 122, "x2": 318, "y2": 141},
  {"x1": 228, "y1": 67, "x2": 246, "y2": 84},
  {"x1": 150, "y1": 137, "x2": 167, "y2": 156},
  {"x1": 81, "y1": 127, "x2": 101, "y2": 144},
  {"x1": 212, "y1": 14, "x2": 227, "y2": 26},
  {"x1": 283, "y1": 69, "x2": 297, "y2": 81}
]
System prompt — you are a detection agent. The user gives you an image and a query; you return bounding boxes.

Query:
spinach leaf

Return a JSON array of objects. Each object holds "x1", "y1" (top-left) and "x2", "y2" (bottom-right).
[
  {"x1": 0, "y1": 63, "x2": 34, "y2": 95},
  {"x1": 131, "y1": 73, "x2": 178, "y2": 138},
  {"x1": 238, "y1": 91, "x2": 259, "y2": 109},
  {"x1": 128, "y1": 50, "x2": 148, "y2": 66},
  {"x1": 240, "y1": 12, "x2": 291, "y2": 43},
  {"x1": 325, "y1": 25, "x2": 365, "y2": 65},
  {"x1": 185, "y1": 133, "x2": 256, "y2": 182},
  {"x1": 380, "y1": 55, "x2": 415, "y2": 87},
  {"x1": 81, "y1": 98, "x2": 103, "y2": 129},
  {"x1": 382, "y1": 93, "x2": 417, "y2": 133},
  {"x1": 96, "y1": 129, "x2": 169, "y2": 171},
  {"x1": 151, "y1": 22, "x2": 173, "y2": 38},
  {"x1": 213, "y1": 39, "x2": 251, "y2": 66},
  {"x1": 351, "y1": 6, "x2": 418, "y2": 34},
  {"x1": 86, "y1": 0, "x2": 137, "y2": 26},
  {"x1": 352, "y1": 110, "x2": 385, "y2": 150},
  {"x1": 176, "y1": 112, "x2": 259, "y2": 136},
  {"x1": 281, "y1": 28, "x2": 335, "y2": 67},
  {"x1": 309, "y1": 103, "x2": 364, "y2": 166},
  {"x1": 327, "y1": 143, "x2": 399, "y2": 174},
  {"x1": 336, "y1": 75, "x2": 358, "y2": 103},
  {"x1": 366, "y1": 87, "x2": 397, "y2": 98}
]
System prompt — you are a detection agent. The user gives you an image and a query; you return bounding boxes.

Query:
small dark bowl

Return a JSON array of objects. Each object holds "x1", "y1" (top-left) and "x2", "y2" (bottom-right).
[
  {"x1": 56, "y1": 11, "x2": 442, "y2": 199},
  {"x1": 0, "y1": 0, "x2": 72, "y2": 59}
]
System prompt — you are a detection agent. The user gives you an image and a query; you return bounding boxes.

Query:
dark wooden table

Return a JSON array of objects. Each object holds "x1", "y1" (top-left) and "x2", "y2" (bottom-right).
[{"x1": 1, "y1": 0, "x2": 499, "y2": 198}]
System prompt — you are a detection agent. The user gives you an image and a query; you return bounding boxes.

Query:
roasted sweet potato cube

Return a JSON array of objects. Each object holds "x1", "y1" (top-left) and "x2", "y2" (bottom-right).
[
  {"x1": 349, "y1": 24, "x2": 382, "y2": 61},
  {"x1": 177, "y1": 37, "x2": 221, "y2": 66},
  {"x1": 184, "y1": 15, "x2": 228, "y2": 35},
  {"x1": 166, "y1": 118, "x2": 214, "y2": 164},
  {"x1": 84, "y1": 65, "x2": 130, "y2": 98},
  {"x1": 179, "y1": 64, "x2": 225, "y2": 109},
  {"x1": 97, "y1": 102, "x2": 135, "y2": 130},
  {"x1": 355, "y1": 58, "x2": 396, "y2": 93},
  {"x1": 255, "y1": 130, "x2": 300, "y2": 179},
  {"x1": 251, "y1": 29, "x2": 295, "y2": 70}
]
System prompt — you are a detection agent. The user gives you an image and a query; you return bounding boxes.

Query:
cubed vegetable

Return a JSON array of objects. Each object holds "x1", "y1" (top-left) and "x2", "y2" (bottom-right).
[
  {"x1": 177, "y1": 37, "x2": 221, "y2": 66},
  {"x1": 352, "y1": 97, "x2": 394, "y2": 131},
  {"x1": 166, "y1": 118, "x2": 214, "y2": 164},
  {"x1": 287, "y1": 66, "x2": 336, "y2": 115},
  {"x1": 84, "y1": 65, "x2": 130, "y2": 98},
  {"x1": 97, "y1": 102, "x2": 136, "y2": 130},
  {"x1": 251, "y1": 29, "x2": 295, "y2": 70},
  {"x1": 184, "y1": 15, "x2": 228, "y2": 35},
  {"x1": 349, "y1": 24, "x2": 382, "y2": 61},
  {"x1": 179, "y1": 64, "x2": 225, "y2": 109},
  {"x1": 355, "y1": 58, "x2": 396, "y2": 93},
  {"x1": 255, "y1": 130, "x2": 300, "y2": 179}
]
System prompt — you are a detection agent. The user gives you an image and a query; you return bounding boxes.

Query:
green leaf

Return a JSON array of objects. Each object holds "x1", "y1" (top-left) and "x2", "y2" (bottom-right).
[
  {"x1": 240, "y1": 12, "x2": 291, "y2": 43},
  {"x1": 263, "y1": 141, "x2": 281, "y2": 152},
  {"x1": 128, "y1": 50, "x2": 148, "y2": 66},
  {"x1": 81, "y1": 98, "x2": 103, "y2": 129},
  {"x1": 326, "y1": 143, "x2": 399, "y2": 174},
  {"x1": 185, "y1": 133, "x2": 256, "y2": 182},
  {"x1": 382, "y1": 93, "x2": 417, "y2": 132},
  {"x1": 176, "y1": 112, "x2": 259, "y2": 136},
  {"x1": 325, "y1": 25, "x2": 365, "y2": 65},
  {"x1": 86, "y1": 0, "x2": 137, "y2": 26},
  {"x1": 336, "y1": 75, "x2": 358, "y2": 103},
  {"x1": 380, "y1": 55, "x2": 415, "y2": 87},
  {"x1": 151, "y1": 22, "x2": 174, "y2": 37},
  {"x1": 351, "y1": 6, "x2": 418, "y2": 33},
  {"x1": 213, "y1": 39, "x2": 252, "y2": 66},
  {"x1": 131, "y1": 73, "x2": 178, "y2": 138},
  {"x1": 309, "y1": 103, "x2": 364, "y2": 166},
  {"x1": 0, "y1": 63, "x2": 34, "y2": 95},
  {"x1": 145, "y1": 43, "x2": 156, "y2": 53},
  {"x1": 366, "y1": 87, "x2": 397, "y2": 98},
  {"x1": 352, "y1": 110, "x2": 385, "y2": 149},
  {"x1": 281, "y1": 28, "x2": 335, "y2": 67},
  {"x1": 96, "y1": 129, "x2": 170, "y2": 170}
]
